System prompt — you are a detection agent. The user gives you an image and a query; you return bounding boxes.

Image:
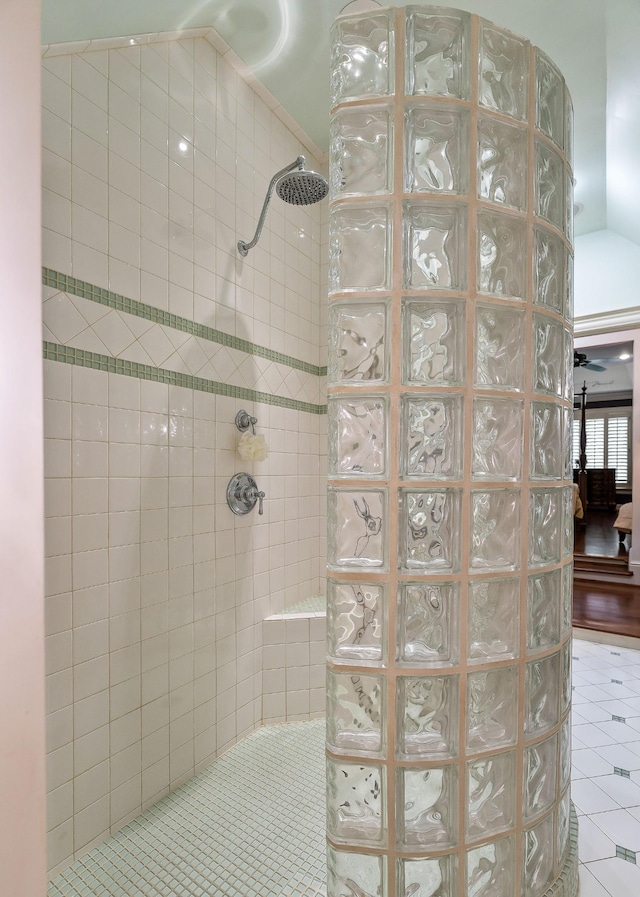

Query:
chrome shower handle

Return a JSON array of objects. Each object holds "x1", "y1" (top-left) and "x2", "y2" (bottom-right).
[{"x1": 226, "y1": 473, "x2": 265, "y2": 516}]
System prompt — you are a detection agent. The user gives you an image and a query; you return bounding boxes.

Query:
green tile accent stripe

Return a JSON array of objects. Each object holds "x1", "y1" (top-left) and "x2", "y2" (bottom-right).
[
  {"x1": 43, "y1": 342, "x2": 327, "y2": 415},
  {"x1": 42, "y1": 268, "x2": 328, "y2": 378}
]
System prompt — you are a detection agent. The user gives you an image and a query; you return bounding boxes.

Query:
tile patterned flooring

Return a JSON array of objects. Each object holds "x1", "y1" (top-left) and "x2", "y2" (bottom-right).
[
  {"x1": 572, "y1": 637, "x2": 640, "y2": 895},
  {"x1": 49, "y1": 636, "x2": 640, "y2": 897}
]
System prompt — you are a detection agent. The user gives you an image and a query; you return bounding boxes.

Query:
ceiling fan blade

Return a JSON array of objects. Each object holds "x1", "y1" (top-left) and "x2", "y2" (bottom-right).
[{"x1": 585, "y1": 362, "x2": 606, "y2": 371}]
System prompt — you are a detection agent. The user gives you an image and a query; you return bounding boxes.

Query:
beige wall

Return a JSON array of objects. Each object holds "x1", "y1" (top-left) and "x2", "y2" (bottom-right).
[{"x1": 0, "y1": 1, "x2": 47, "y2": 895}]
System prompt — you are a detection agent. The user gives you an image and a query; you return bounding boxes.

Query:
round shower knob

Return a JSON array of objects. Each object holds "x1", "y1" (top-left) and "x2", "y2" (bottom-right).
[{"x1": 226, "y1": 473, "x2": 265, "y2": 516}]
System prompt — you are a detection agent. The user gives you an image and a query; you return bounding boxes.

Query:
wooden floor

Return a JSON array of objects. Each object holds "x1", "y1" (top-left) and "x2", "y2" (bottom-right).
[
  {"x1": 574, "y1": 508, "x2": 628, "y2": 558},
  {"x1": 573, "y1": 578, "x2": 640, "y2": 639}
]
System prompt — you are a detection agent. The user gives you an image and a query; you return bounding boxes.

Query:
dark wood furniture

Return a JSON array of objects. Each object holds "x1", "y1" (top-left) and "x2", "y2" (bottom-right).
[{"x1": 573, "y1": 468, "x2": 617, "y2": 510}]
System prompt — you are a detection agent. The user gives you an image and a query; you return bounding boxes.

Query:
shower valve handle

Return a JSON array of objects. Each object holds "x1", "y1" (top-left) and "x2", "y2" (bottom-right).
[
  {"x1": 252, "y1": 489, "x2": 265, "y2": 515},
  {"x1": 226, "y1": 473, "x2": 265, "y2": 516}
]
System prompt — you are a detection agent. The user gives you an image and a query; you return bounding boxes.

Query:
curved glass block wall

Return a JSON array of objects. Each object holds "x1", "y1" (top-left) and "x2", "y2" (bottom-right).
[{"x1": 327, "y1": 7, "x2": 578, "y2": 897}]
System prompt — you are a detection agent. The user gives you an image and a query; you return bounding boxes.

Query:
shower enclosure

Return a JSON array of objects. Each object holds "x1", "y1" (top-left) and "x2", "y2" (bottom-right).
[{"x1": 326, "y1": 7, "x2": 577, "y2": 897}]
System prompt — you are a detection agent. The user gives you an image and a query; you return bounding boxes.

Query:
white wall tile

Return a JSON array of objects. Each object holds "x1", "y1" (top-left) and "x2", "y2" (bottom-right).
[{"x1": 42, "y1": 31, "x2": 327, "y2": 874}]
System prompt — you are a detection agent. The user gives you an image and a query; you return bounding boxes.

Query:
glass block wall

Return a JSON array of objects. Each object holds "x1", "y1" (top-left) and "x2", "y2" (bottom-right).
[{"x1": 326, "y1": 7, "x2": 577, "y2": 897}]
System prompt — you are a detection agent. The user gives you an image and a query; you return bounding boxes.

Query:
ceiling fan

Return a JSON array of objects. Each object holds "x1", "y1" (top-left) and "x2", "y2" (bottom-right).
[{"x1": 574, "y1": 350, "x2": 606, "y2": 372}]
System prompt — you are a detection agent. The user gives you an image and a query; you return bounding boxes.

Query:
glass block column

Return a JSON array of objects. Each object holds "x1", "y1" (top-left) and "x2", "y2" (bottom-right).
[{"x1": 326, "y1": 8, "x2": 578, "y2": 897}]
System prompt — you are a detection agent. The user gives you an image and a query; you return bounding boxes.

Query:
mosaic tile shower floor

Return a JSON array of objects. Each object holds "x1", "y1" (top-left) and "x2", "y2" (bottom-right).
[
  {"x1": 49, "y1": 637, "x2": 640, "y2": 897},
  {"x1": 48, "y1": 721, "x2": 326, "y2": 897}
]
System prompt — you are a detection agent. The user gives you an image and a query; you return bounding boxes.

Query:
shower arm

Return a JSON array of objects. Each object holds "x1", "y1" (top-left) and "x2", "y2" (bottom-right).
[{"x1": 237, "y1": 156, "x2": 305, "y2": 257}]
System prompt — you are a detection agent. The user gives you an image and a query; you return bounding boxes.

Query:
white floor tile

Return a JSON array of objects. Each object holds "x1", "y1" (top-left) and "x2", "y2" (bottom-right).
[
  {"x1": 578, "y1": 864, "x2": 612, "y2": 897},
  {"x1": 596, "y1": 682, "x2": 639, "y2": 701},
  {"x1": 571, "y1": 778, "x2": 621, "y2": 815},
  {"x1": 595, "y1": 774, "x2": 640, "y2": 809},
  {"x1": 573, "y1": 685, "x2": 618, "y2": 704},
  {"x1": 598, "y1": 699, "x2": 640, "y2": 719},
  {"x1": 590, "y1": 808, "x2": 640, "y2": 851},
  {"x1": 572, "y1": 748, "x2": 615, "y2": 779},
  {"x1": 578, "y1": 816, "x2": 617, "y2": 862},
  {"x1": 588, "y1": 857, "x2": 640, "y2": 895},
  {"x1": 573, "y1": 723, "x2": 619, "y2": 748},
  {"x1": 594, "y1": 744, "x2": 640, "y2": 772},
  {"x1": 594, "y1": 720, "x2": 637, "y2": 744},
  {"x1": 576, "y1": 702, "x2": 617, "y2": 724}
]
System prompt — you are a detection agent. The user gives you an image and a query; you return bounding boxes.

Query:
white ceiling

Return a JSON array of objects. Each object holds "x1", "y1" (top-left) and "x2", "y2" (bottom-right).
[{"x1": 41, "y1": 0, "x2": 640, "y2": 247}]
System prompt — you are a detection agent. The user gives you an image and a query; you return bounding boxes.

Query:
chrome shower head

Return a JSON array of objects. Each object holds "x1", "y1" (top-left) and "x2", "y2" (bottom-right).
[
  {"x1": 276, "y1": 168, "x2": 328, "y2": 206},
  {"x1": 237, "y1": 156, "x2": 328, "y2": 256}
]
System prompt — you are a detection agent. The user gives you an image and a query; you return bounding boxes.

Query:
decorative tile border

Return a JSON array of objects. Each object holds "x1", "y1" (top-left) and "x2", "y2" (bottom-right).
[
  {"x1": 43, "y1": 342, "x2": 327, "y2": 416},
  {"x1": 42, "y1": 269, "x2": 328, "y2": 379}
]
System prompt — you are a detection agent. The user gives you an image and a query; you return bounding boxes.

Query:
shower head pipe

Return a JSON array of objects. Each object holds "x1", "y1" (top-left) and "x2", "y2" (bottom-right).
[{"x1": 237, "y1": 156, "x2": 305, "y2": 257}]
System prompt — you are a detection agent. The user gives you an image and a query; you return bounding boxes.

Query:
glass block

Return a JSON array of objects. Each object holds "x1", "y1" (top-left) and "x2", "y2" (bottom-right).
[
  {"x1": 524, "y1": 813, "x2": 554, "y2": 897},
  {"x1": 525, "y1": 652, "x2": 560, "y2": 737},
  {"x1": 535, "y1": 50, "x2": 564, "y2": 149},
  {"x1": 405, "y1": 104, "x2": 469, "y2": 194},
  {"x1": 532, "y1": 313, "x2": 563, "y2": 397},
  {"x1": 467, "y1": 666, "x2": 518, "y2": 751},
  {"x1": 402, "y1": 299, "x2": 465, "y2": 385},
  {"x1": 565, "y1": 249, "x2": 574, "y2": 320},
  {"x1": 401, "y1": 394, "x2": 463, "y2": 479},
  {"x1": 399, "y1": 489, "x2": 461, "y2": 572},
  {"x1": 563, "y1": 327, "x2": 573, "y2": 402},
  {"x1": 330, "y1": 106, "x2": 393, "y2": 199},
  {"x1": 561, "y1": 484, "x2": 574, "y2": 558},
  {"x1": 467, "y1": 836, "x2": 515, "y2": 897},
  {"x1": 477, "y1": 210, "x2": 527, "y2": 299},
  {"x1": 398, "y1": 855, "x2": 457, "y2": 897},
  {"x1": 565, "y1": 168, "x2": 574, "y2": 243},
  {"x1": 561, "y1": 640, "x2": 571, "y2": 713},
  {"x1": 328, "y1": 395, "x2": 388, "y2": 477},
  {"x1": 330, "y1": 205, "x2": 391, "y2": 293},
  {"x1": 327, "y1": 757, "x2": 384, "y2": 845},
  {"x1": 327, "y1": 846, "x2": 384, "y2": 897},
  {"x1": 403, "y1": 202, "x2": 467, "y2": 291},
  {"x1": 528, "y1": 488, "x2": 561, "y2": 567},
  {"x1": 527, "y1": 569, "x2": 561, "y2": 653},
  {"x1": 470, "y1": 490, "x2": 520, "y2": 572},
  {"x1": 397, "y1": 581, "x2": 459, "y2": 666},
  {"x1": 327, "y1": 580, "x2": 385, "y2": 664},
  {"x1": 472, "y1": 397, "x2": 524, "y2": 481},
  {"x1": 562, "y1": 407, "x2": 572, "y2": 480},
  {"x1": 530, "y1": 402, "x2": 562, "y2": 481},
  {"x1": 474, "y1": 304, "x2": 525, "y2": 391},
  {"x1": 534, "y1": 140, "x2": 564, "y2": 230},
  {"x1": 557, "y1": 788, "x2": 571, "y2": 866},
  {"x1": 468, "y1": 578, "x2": 519, "y2": 662},
  {"x1": 560, "y1": 716, "x2": 571, "y2": 790},
  {"x1": 479, "y1": 23, "x2": 529, "y2": 120},
  {"x1": 477, "y1": 116, "x2": 528, "y2": 210},
  {"x1": 524, "y1": 733, "x2": 558, "y2": 819},
  {"x1": 327, "y1": 488, "x2": 386, "y2": 569},
  {"x1": 398, "y1": 766, "x2": 457, "y2": 848},
  {"x1": 533, "y1": 227, "x2": 564, "y2": 313},
  {"x1": 396, "y1": 675, "x2": 459, "y2": 759},
  {"x1": 561, "y1": 562, "x2": 573, "y2": 635},
  {"x1": 327, "y1": 669, "x2": 383, "y2": 755},
  {"x1": 330, "y1": 12, "x2": 394, "y2": 106},
  {"x1": 327, "y1": 302, "x2": 388, "y2": 385},
  {"x1": 565, "y1": 87, "x2": 574, "y2": 169},
  {"x1": 406, "y1": 9, "x2": 470, "y2": 99},
  {"x1": 467, "y1": 751, "x2": 516, "y2": 839}
]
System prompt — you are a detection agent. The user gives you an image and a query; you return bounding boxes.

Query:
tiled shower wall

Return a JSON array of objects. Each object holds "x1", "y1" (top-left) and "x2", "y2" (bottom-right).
[{"x1": 41, "y1": 32, "x2": 326, "y2": 877}]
